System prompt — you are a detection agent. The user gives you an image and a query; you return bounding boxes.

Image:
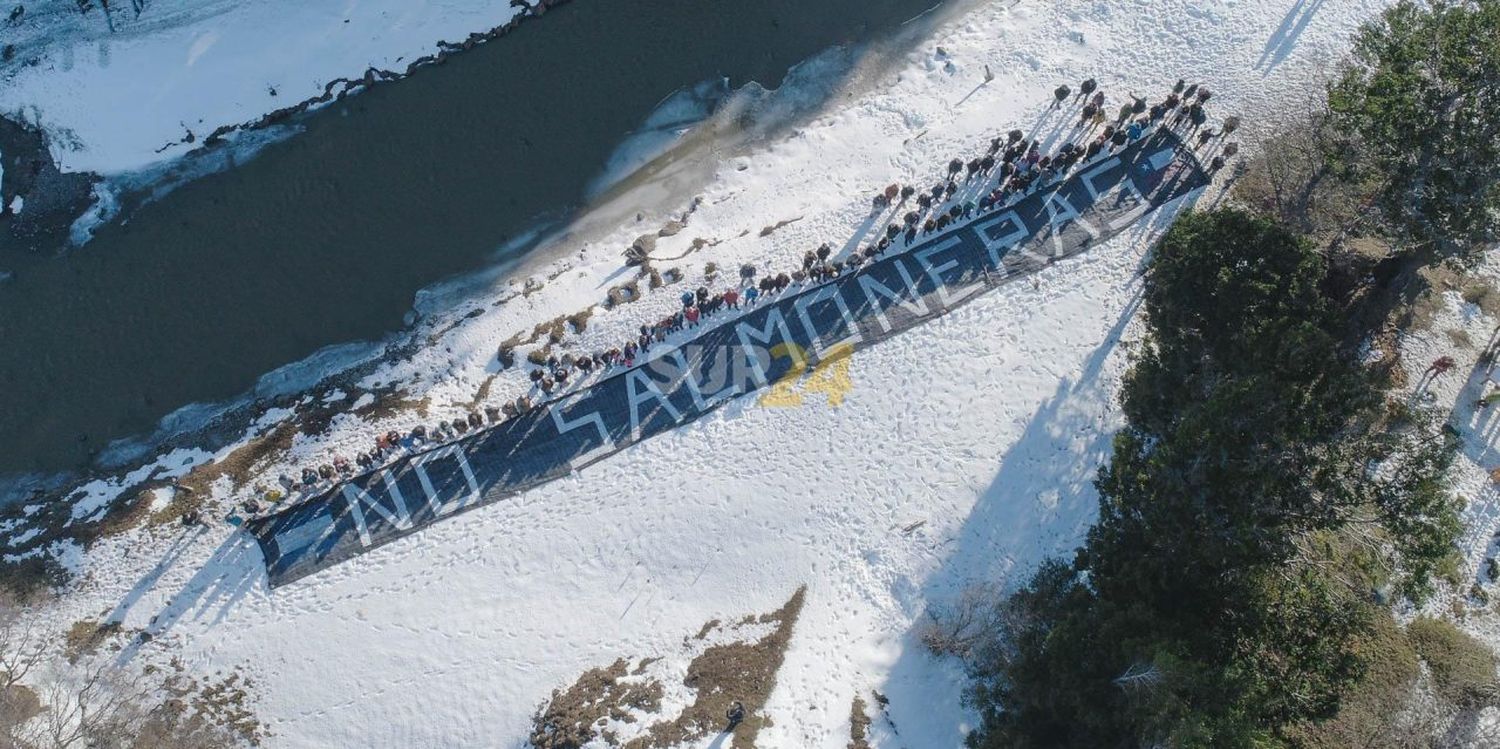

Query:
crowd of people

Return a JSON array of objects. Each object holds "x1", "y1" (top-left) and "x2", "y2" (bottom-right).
[{"x1": 245, "y1": 77, "x2": 1237, "y2": 515}]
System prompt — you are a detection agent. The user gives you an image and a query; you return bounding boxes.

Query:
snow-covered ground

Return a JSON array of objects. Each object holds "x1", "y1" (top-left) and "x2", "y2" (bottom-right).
[
  {"x1": 4, "y1": 0, "x2": 1421, "y2": 746},
  {"x1": 1362, "y1": 257, "x2": 1500, "y2": 740}
]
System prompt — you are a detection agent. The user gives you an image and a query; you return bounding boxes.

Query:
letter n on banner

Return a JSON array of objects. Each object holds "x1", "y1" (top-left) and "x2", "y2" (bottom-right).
[{"x1": 341, "y1": 472, "x2": 414, "y2": 547}]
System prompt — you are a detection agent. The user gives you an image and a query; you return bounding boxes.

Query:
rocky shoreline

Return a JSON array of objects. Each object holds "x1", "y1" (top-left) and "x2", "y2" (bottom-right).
[{"x1": 0, "y1": 0, "x2": 575, "y2": 254}]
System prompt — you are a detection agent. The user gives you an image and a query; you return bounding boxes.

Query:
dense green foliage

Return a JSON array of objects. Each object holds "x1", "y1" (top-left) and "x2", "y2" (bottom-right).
[
  {"x1": 959, "y1": 3, "x2": 1500, "y2": 742},
  {"x1": 1328, "y1": 0, "x2": 1500, "y2": 262},
  {"x1": 964, "y1": 210, "x2": 1462, "y2": 748},
  {"x1": 1406, "y1": 618, "x2": 1500, "y2": 706}
]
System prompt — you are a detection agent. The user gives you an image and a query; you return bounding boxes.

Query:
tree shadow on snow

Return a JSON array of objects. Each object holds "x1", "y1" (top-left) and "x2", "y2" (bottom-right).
[
  {"x1": 1442, "y1": 329, "x2": 1500, "y2": 580},
  {"x1": 1257, "y1": 0, "x2": 1327, "y2": 73},
  {"x1": 114, "y1": 531, "x2": 267, "y2": 666},
  {"x1": 874, "y1": 287, "x2": 1143, "y2": 744}
]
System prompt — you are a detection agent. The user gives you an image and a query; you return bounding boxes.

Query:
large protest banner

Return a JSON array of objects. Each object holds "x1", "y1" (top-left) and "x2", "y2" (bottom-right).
[{"x1": 247, "y1": 128, "x2": 1210, "y2": 587}]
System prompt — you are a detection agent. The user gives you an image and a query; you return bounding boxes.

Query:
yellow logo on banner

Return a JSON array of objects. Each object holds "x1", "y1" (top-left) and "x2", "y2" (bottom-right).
[{"x1": 758, "y1": 341, "x2": 855, "y2": 408}]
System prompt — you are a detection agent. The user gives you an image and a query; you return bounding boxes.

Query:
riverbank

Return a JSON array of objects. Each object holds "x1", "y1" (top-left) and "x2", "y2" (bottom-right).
[
  {"x1": 0, "y1": 0, "x2": 575, "y2": 251},
  {"x1": 0, "y1": 0, "x2": 943, "y2": 493},
  {"x1": 0, "y1": 0, "x2": 1397, "y2": 744}
]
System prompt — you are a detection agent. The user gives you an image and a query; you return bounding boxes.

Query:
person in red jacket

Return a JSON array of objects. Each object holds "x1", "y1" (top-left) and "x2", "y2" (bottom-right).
[
  {"x1": 724, "y1": 288, "x2": 741, "y2": 309},
  {"x1": 685, "y1": 305, "x2": 701, "y2": 328}
]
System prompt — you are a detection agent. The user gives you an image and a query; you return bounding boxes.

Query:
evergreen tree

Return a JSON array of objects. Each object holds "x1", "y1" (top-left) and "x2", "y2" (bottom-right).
[
  {"x1": 1328, "y1": 0, "x2": 1500, "y2": 262},
  {"x1": 965, "y1": 210, "x2": 1461, "y2": 748}
]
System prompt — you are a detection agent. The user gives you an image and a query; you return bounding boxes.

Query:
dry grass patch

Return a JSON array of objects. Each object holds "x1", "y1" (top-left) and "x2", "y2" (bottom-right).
[
  {"x1": 177, "y1": 390, "x2": 413, "y2": 498},
  {"x1": 1407, "y1": 617, "x2": 1500, "y2": 708},
  {"x1": 1288, "y1": 609, "x2": 1421, "y2": 748},
  {"x1": 566, "y1": 307, "x2": 596, "y2": 334},
  {"x1": 468, "y1": 374, "x2": 500, "y2": 410},
  {"x1": 1463, "y1": 280, "x2": 1500, "y2": 317},
  {"x1": 631, "y1": 587, "x2": 806, "y2": 749},
  {"x1": 174, "y1": 420, "x2": 297, "y2": 498},
  {"x1": 81, "y1": 485, "x2": 157, "y2": 540},
  {"x1": 0, "y1": 556, "x2": 67, "y2": 601},
  {"x1": 1228, "y1": 103, "x2": 1380, "y2": 241},
  {"x1": 533, "y1": 315, "x2": 568, "y2": 345},
  {"x1": 349, "y1": 391, "x2": 430, "y2": 422},
  {"x1": 530, "y1": 587, "x2": 808, "y2": 749},
  {"x1": 155, "y1": 661, "x2": 266, "y2": 746},
  {"x1": 526, "y1": 347, "x2": 552, "y2": 366},
  {"x1": 848, "y1": 695, "x2": 872, "y2": 749},
  {"x1": 607, "y1": 280, "x2": 642, "y2": 308},
  {"x1": 758, "y1": 216, "x2": 802, "y2": 238},
  {"x1": 692, "y1": 619, "x2": 720, "y2": 641},
  {"x1": 63, "y1": 618, "x2": 122, "y2": 663},
  {"x1": 496, "y1": 332, "x2": 525, "y2": 368},
  {"x1": 1405, "y1": 263, "x2": 1469, "y2": 332},
  {"x1": 529, "y1": 658, "x2": 665, "y2": 749}
]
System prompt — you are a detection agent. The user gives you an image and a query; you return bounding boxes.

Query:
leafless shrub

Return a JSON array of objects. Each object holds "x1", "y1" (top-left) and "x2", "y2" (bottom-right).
[
  {"x1": 0, "y1": 598, "x2": 253, "y2": 748},
  {"x1": 919, "y1": 583, "x2": 1005, "y2": 662}
]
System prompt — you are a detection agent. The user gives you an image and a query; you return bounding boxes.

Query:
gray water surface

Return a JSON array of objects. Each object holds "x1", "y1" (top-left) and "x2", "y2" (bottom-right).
[{"x1": 0, "y1": 0, "x2": 941, "y2": 483}]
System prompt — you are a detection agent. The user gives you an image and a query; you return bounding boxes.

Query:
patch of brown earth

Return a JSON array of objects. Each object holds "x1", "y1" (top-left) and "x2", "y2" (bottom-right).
[
  {"x1": 628, "y1": 587, "x2": 806, "y2": 749},
  {"x1": 529, "y1": 658, "x2": 665, "y2": 749},
  {"x1": 154, "y1": 660, "x2": 267, "y2": 746},
  {"x1": 531, "y1": 587, "x2": 807, "y2": 749},
  {"x1": 758, "y1": 216, "x2": 803, "y2": 238},
  {"x1": 848, "y1": 695, "x2": 872, "y2": 749}
]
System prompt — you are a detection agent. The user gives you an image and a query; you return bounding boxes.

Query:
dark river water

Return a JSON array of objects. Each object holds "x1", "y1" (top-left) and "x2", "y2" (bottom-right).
[{"x1": 0, "y1": 0, "x2": 941, "y2": 484}]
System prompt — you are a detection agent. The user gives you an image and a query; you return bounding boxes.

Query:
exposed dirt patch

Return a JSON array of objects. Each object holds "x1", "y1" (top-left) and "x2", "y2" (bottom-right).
[
  {"x1": 606, "y1": 280, "x2": 643, "y2": 309},
  {"x1": 155, "y1": 659, "x2": 267, "y2": 746},
  {"x1": 63, "y1": 618, "x2": 122, "y2": 663},
  {"x1": 849, "y1": 695, "x2": 872, "y2": 749},
  {"x1": 529, "y1": 658, "x2": 666, "y2": 748},
  {"x1": 173, "y1": 387, "x2": 412, "y2": 499},
  {"x1": 630, "y1": 587, "x2": 806, "y2": 749},
  {"x1": 693, "y1": 619, "x2": 721, "y2": 640},
  {"x1": 759, "y1": 216, "x2": 803, "y2": 238},
  {"x1": 531, "y1": 588, "x2": 807, "y2": 749}
]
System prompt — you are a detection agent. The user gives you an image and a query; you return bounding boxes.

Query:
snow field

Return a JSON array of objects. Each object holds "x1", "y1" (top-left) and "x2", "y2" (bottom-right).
[{"x1": 15, "y1": 0, "x2": 1411, "y2": 746}]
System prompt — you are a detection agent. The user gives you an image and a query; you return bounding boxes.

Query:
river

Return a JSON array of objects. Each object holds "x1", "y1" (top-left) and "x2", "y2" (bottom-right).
[{"x1": 0, "y1": 0, "x2": 943, "y2": 489}]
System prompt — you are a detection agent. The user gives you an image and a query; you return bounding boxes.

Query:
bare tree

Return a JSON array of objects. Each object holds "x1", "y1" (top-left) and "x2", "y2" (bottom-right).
[
  {"x1": 919, "y1": 583, "x2": 1006, "y2": 661},
  {"x1": 1112, "y1": 661, "x2": 1164, "y2": 693},
  {"x1": 0, "y1": 596, "x2": 49, "y2": 747},
  {"x1": 26, "y1": 659, "x2": 147, "y2": 749},
  {"x1": 0, "y1": 598, "x2": 248, "y2": 749}
]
